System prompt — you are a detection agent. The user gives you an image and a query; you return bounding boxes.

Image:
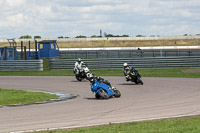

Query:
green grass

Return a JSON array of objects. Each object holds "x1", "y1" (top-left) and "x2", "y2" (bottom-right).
[
  {"x1": 0, "y1": 68, "x2": 199, "y2": 78},
  {"x1": 1, "y1": 39, "x2": 200, "y2": 48},
  {"x1": 38, "y1": 116, "x2": 200, "y2": 133},
  {"x1": 92, "y1": 68, "x2": 200, "y2": 78},
  {"x1": 0, "y1": 88, "x2": 59, "y2": 106},
  {"x1": 56, "y1": 39, "x2": 200, "y2": 48}
]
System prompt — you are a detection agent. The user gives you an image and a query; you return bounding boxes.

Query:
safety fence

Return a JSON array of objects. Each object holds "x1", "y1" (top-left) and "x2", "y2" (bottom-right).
[
  {"x1": 59, "y1": 49, "x2": 200, "y2": 59},
  {"x1": 49, "y1": 56, "x2": 200, "y2": 70},
  {"x1": 0, "y1": 60, "x2": 43, "y2": 71}
]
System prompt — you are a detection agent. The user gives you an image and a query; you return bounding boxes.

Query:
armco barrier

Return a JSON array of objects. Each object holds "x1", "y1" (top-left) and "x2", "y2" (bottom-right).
[
  {"x1": 0, "y1": 60, "x2": 43, "y2": 71},
  {"x1": 49, "y1": 57, "x2": 200, "y2": 70},
  {"x1": 59, "y1": 49, "x2": 200, "y2": 59}
]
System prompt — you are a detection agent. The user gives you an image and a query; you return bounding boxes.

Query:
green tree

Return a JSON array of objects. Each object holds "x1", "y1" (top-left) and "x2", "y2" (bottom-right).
[
  {"x1": 91, "y1": 35, "x2": 97, "y2": 38},
  {"x1": 136, "y1": 35, "x2": 145, "y2": 37},
  {"x1": 19, "y1": 35, "x2": 32, "y2": 39},
  {"x1": 90, "y1": 35, "x2": 101, "y2": 38},
  {"x1": 75, "y1": 35, "x2": 87, "y2": 38},
  {"x1": 122, "y1": 34, "x2": 129, "y2": 37},
  {"x1": 105, "y1": 34, "x2": 114, "y2": 37},
  {"x1": 34, "y1": 36, "x2": 41, "y2": 39}
]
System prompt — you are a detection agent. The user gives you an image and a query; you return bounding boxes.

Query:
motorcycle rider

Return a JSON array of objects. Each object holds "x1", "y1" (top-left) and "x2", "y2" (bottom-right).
[
  {"x1": 87, "y1": 73, "x2": 112, "y2": 87},
  {"x1": 74, "y1": 58, "x2": 84, "y2": 74},
  {"x1": 123, "y1": 63, "x2": 132, "y2": 81}
]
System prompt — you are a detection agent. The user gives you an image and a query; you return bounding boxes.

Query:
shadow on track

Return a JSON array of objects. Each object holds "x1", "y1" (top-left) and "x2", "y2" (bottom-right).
[
  {"x1": 84, "y1": 97, "x2": 100, "y2": 100},
  {"x1": 71, "y1": 80, "x2": 89, "y2": 82},
  {"x1": 118, "y1": 83, "x2": 137, "y2": 85}
]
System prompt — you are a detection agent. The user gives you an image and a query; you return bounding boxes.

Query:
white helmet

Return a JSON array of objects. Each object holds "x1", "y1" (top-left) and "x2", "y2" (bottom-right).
[
  {"x1": 78, "y1": 58, "x2": 81, "y2": 63},
  {"x1": 123, "y1": 63, "x2": 128, "y2": 67}
]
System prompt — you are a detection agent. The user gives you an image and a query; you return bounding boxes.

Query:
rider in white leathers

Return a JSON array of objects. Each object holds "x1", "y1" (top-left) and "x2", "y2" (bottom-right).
[{"x1": 74, "y1": 58, "x2": 84, "y2": 74}]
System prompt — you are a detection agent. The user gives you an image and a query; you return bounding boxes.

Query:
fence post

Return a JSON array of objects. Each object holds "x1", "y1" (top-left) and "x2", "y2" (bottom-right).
[
  {"x1": 160, "y1": 50, "x2": 163, "y2": 57},
  {"x1": 76, "y1": 51, "x2": 77, "y2": 59},
  {"x1": 35, "y1": 40, "x2": 38, "y2": 59},
  {"x1": 24, "y1": 46, "x2": 27, "y2": 60},
  {"x1": 29, "y1": 41, "x2": 31, "y2": 52},
  {"x1": 4, "y1": 47, "x2": 7, "y2": 60},
  {"x1": 177, "y1": 49, "x2": 180, "y2": 56},
  {"x1": 141, "y1": 50, "x2": 143, "y2": 57},
  {"x1": 86, "y1": 51, "x2": 88, "y2": 59},
  {"x1": 96, "y1": 51, "x2": 98, "y2": 58},
  {"x1": 21, "y1": 41, "x2": 23, "y2": 59},
  {"x1": 14, "y1": 47, "x2": 17, "y2": 60},
  {"x1": 189, "y1": 49, "x2": 191, "y2": 56}
]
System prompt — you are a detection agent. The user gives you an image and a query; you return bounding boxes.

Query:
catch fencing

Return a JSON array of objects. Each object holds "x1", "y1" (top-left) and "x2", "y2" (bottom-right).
[
  {"x1": 59, "y1": 49, "x2": 200, "y2": 59},
  {"x1": 0, "y1": 60, "x2": 43, "y2": 71},
  {"x1": 49, "y1": 56, "x2": 200, "y2": 70}
]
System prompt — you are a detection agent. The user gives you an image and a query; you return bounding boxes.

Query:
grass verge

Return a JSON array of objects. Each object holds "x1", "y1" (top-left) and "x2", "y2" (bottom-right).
[
  {"x1": 0, "y1": 68, "x2": 199, "y2": 78},
  {"x1": 38, "y1": 116, "x2": 200, "y2": 133},
  {"x1": 1, "y1": 39, "x2": 200, "y2": 48},
  {"x1": 0, "y1": 88, "x2": 59, "y2": 106}
]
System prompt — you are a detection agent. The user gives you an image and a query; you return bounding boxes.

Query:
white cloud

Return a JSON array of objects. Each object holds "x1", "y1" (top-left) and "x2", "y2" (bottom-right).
[
  {"x1": 3, "y1": 0, "x2": 26, "y2": 7},
  {"x1": 0, "y1": 0, "x2": 199, "y2": 38}
]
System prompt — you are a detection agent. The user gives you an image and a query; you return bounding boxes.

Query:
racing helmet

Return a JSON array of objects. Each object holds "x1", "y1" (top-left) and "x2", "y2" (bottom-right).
[
  {"x1": 88, "y1": 73, "x2": 95, "y2": 82},
  {"x1": 78, "y1": 58, "x2": 81, "y2": 63},
  {"x1": 123, "y1": 63, "x2": 128, "y2": 68}
]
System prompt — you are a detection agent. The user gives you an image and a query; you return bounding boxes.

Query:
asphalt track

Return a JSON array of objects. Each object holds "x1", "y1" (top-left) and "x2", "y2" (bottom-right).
[{"x1": 0, "y1": 76, "x2": 200, "y2": 133}]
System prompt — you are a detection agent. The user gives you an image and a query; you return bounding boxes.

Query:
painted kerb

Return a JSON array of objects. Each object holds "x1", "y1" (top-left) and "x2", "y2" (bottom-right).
[
  {"x1": 0, "y1": 60, "x2": 43, "y2": 71},
  {"x1": 49, "y1": 57, "x2": 200, "y2": 70}
]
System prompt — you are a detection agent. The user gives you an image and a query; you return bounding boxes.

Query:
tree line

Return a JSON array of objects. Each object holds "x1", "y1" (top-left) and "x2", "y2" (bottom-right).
[{"x1": 19, "y1": 34, "x2": 199, "y2": 39}]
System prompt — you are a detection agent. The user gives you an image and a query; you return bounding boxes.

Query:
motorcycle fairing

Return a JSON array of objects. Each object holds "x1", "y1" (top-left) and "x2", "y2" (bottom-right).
[{"x1": 91, "y1": 80, "x2": 115, "y2": 97}]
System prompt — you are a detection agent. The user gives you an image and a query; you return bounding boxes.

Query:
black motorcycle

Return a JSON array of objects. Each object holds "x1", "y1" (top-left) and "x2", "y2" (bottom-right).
[{"x1": 129, "y1": 68, "x2": 143, "y2": 85}]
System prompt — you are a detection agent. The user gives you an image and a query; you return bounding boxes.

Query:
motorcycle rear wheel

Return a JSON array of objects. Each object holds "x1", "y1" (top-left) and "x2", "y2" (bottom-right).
[
  {"x1": 97, "y1": 90, "x2": 109, "y2": 99},
  {"x1": 95, "y1": 93, "x2": 101, "y2": 99},
  {"x1": 75, "y1": 75, "x2": 82, "y2": 81}
]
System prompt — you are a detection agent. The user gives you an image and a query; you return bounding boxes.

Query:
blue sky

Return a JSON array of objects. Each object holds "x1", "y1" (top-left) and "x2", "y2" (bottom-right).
[{"x1": 0, "y1": 0, "x2": 200, "y2": 38}]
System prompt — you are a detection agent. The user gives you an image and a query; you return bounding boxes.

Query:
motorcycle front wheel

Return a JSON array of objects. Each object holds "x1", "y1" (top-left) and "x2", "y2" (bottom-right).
[
  {"x1": 138, "y1": 78, "x2": 144, "y2": 85},
  {"x1": 113, "y1": 90, "x2": 121, "y2": 98}
]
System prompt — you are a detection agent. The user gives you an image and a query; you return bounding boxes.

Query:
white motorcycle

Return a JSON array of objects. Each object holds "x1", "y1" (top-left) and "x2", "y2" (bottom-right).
[{"x1": 74, "y1": 64, "x2": 90, "y2": 81}]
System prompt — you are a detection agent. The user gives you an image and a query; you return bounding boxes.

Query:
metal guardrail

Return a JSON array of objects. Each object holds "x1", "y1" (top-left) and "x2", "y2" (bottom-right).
[
  {"x1": 0, "y1": 60, "x2": 43, "y2": 71},
  {"x1": 49, "y1": 57, "x2": 200, "y2": 70},
  {"x1": 59, "y1": 49, "x2": 200, "y2": 59}
]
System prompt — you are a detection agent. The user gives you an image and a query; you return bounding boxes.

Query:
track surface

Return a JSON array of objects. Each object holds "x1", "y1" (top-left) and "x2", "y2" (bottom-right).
[{"x1": 0, "y1": 76, "x2": 200, "y2": 133}]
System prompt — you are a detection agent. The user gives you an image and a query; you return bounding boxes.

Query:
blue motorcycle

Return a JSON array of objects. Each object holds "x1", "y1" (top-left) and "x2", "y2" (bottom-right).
[{"x1": 90, "y1": 77, "x2": 121, "y2": 99}]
